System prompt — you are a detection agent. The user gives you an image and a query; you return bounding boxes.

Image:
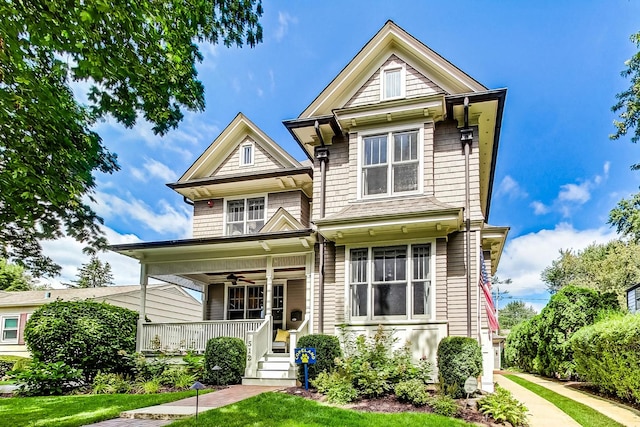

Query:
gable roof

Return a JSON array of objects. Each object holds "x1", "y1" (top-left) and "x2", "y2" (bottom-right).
[
  {"x1": 260, "y1": 207, "x2": 306, "y2": 233},
  {"x1": 300, "y1": 20, "x2": 487, "y2": 119},
  {"x1": 179, "y1": 113, "x2": 302, "y2": 182}
]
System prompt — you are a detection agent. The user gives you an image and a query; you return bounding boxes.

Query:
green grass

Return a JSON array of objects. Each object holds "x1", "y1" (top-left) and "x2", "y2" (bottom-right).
[
  {"x1": 503, "y1": 374, "x2": 624, "y2": 427},
  {"x1": 168, "y1": 392, "x2": 473, "y2": 427},
  {"x1": 0, "y1": 390, "x2": 204, "y2": 427}
]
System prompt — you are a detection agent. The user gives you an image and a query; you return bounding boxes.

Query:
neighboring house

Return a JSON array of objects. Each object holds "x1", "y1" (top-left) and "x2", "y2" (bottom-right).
[
  {"x1": 626, "y1": 283, "x2": 640, "y2": 313},
  {"x1": 111, "y1": 21, "x2": 509, "y2": 390},
  {"x1": 0, "y1": 284, "x2": 202, "y2": 357}
]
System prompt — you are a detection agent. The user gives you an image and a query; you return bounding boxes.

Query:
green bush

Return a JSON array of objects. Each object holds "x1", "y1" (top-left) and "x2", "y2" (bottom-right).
[
  {"x1": 478, "y1": 384, "x2": 528, "y2": 426},
  {"x1": 394, "y1": 379, "x2": 429, "y2": 405},
  {"x1": 203, "y1": 337, "x2": 246, "y2": 385},
  {"x1": 0, "y1": 356, "x2": 29, "y2": 377},
  {"x1": 91, "y1": 372, "x2": 132, "y2": 394},
  {"x1": 296, "y1": 334, "x2": 341, "y2": 382},
  {"x1": 311, "y1": 371, "x2": 358, "y2": 404},
  {"x1": 160, "y1": 367, "x2": 195, "y2": 389},
  {"x1": 428, "y1": 394, "x2": 459, "y2": 417},
  {"x1": 13, "y1": 361, "x2": 84, "y2": 396},
  {"x1": 182, "y1": 351, "x2": 205, "y2": 379},
  {"x1": 24, "y1": 300, "x2": 138, "y2": 382},
  {"x1": 128, "y1": 353, "x2": 169, "y2": 381},
  {"x1": 436, "y1": 336, "x2": 482, "y2": 398},
  {"x1": 570, "y1": 312, "x2": 640, "y2": 404}
]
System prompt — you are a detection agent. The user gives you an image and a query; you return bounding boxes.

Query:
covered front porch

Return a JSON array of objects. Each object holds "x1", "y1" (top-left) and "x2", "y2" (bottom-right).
[{"x1": 111, "y1": 230, "x2": 315, "y2": 384}]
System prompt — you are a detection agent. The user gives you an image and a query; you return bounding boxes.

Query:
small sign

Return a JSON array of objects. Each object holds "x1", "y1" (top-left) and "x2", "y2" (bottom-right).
[
  {"x1": 294, "y1": 347, "x2": 317, "y2": 365},
  {"x1": 464, "y1": 377, "x2": 478, "y2": 394}
]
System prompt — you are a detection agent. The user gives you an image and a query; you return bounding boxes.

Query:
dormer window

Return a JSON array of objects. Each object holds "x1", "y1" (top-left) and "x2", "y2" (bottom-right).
[
  {"x1": 226, "y1": 197, "x2": 265, "y2": 235},
  {"x1": 381, "y1": 64, "x2": 405, "y2": 100},
  {"x1": 239, "y1": 142, "x2": 254, "y2": 166}
]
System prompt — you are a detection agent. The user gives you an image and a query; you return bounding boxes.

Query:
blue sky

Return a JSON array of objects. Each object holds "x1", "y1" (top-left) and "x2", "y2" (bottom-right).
[{"x1": 42, "y1": 1, "x2": 640, "y2": 312}]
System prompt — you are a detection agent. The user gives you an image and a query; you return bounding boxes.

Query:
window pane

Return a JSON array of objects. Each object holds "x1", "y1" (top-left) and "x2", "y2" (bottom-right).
[
  {"x1": 242, "y1": 145, "x2": 252, "y2": 164},
  {"x1": 413, "y1": 245, "x2": 431, "y2": 280},
  {"x1": 351, "y1": 249, "x2": 368, "y2": 283},
  {"x1": 413, "y1": 281, "x2": 431, "y2": 316},
  {"x1": 352, "y1": 284, "x2": 368, "y2": 316},
  {"x1": 363, "y1": 166, "x2": 388, "y2": 195},
  {"x1": 227, "y1": 223, "x2": 244, "y2": 236},
  {"x1": 247, "y1": 198, "x2": 264, "y2": 221},
  {"x1": 3, "y1": 318, "x2": 18, "y2": 329},
  {"x1": 374, "y1": 283, "x2": 406, "y2": 315},
  {"x1": 373, "y1": 248, "x2": 406, "y2": 282},
  {"x1": 384, "y1": 69, "x2": 401, "y2": 98},
  {"x1": 3, "y1": 330, "x2": 17, "y2": 340},
  {"x1": 364, "y1": 136, "x2": 387, "y2": 165},
  {"x1": 394, "y1": 132, "x2": 418, "y2": 161},
  {"x1": 227, "y1": 200, "x2": 244, "y2": 222},
  {"x1": 393, "y1": 163, "x2": 418, "y2": 192}
]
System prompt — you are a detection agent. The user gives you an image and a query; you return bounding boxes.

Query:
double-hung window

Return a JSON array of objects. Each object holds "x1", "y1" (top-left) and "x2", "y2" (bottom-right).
[
  {"x1": 1, "y1": 316, "x2": 19, "y2": 343},
  {"x1": 349, "y1": 244, "x2": 432, "y2": 320},
  {"x1": 362, "y1": 130, "x2": 420, "y2": 197},
  {"x1": 226, "y1": 197, "x2": 265, "y2": 235},
  {"x1": 227, "y1": 285, "x2": 264, "y2": 320}
]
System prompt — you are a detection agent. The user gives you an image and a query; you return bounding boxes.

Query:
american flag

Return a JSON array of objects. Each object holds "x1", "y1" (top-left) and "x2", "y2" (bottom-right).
[{"x1": 480, "y1": 250, "x2": 499, "y2": 332}]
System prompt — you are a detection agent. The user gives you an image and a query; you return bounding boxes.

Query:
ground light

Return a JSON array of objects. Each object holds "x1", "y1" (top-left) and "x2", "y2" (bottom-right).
[{"x1": 190, "y1": 381, "x2": 206, "y2": 424}]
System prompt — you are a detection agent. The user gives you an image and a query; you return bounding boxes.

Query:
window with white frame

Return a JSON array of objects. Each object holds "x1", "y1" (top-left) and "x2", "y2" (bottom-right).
[
  {"x1": 240, "y1": 142, "x2": 254, "y2": 166},
  {"x1": 349, "y1": 244, "x2": 432, "y2": 319},
  {"x1": 362, "y1": 130, "x2": 420, "y2": 197},
  {"x1": 1, "y1": 316, "x2": 19, "y2": 343},
  {"x1": 381, "y1": 66, "x2": 404, "y2": 100},
  {"x1": 227, "y1": 285, "x2": 264, "y2": 320},
  {"x1": 226, "y1": 197, "x2": 265, "y2": 235}
]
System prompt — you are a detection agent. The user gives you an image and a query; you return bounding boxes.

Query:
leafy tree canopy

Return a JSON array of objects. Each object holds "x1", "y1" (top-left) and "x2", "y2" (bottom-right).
[
  {"x1": 498, "y1": 301, "x2": 537, "y2": 331},
  {"x1": 0, "y1": 0, "x2": 263, "y2": 277},
  {"x1": 611, "y1": 31, "x2": 640, "y2": 146},
  {"x1": 66, "y1": 255, "x2": 114, "y2": 288},
  {"x1": 0, "y1": 258, "x2": 34, "y2": 291}
]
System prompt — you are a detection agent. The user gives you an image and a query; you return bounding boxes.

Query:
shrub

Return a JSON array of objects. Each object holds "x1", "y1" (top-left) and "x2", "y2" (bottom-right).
[
  {"x1": 136, "y1": 377, "x2": 162, "y2": 394},
  {"x1": 24, "y1": 300, "x2": 138, "y2": 382},
  {"x1": 570, "y1": 312, "x2": 640, "y2": 403},
  {"x1": 428, "y1": 394, "x2": 459, "y2": 417},
  {"x1": 311, "y1": 371, "x2": 358, "y2": 404},
  {"x1": 13, "y1": 361, "x2": 84, "y2": 396},
  {"x1": 128, "y1": 353, "x2": 170, "y2": 381},
  {"x1": 436, "y1": 336, "x2": 482, "y2": 398},
  {"x1": 394, "y1": 379, "x2": 429, "y2": 406},
  {"x1": 478, "y1": 384, "x2": 528, "y2": 426},
  {"x1": 296, "y1": 334, "x2": 342, "y2": 382},
  {"x1": 183, "y1": 351, "x2": 205, "y2": 379},
  {"x1": 160, "y1": 367, "x2": 195, "y2": 389},
  {"x1": 91, "y1": 372, "x2": 132, "y2": 394},
  {"x1": 203, "y1": 337, "x2": 246, "y2": 385},
  {"x1": 0, "y1": 356, "x2": 29, "y2": 377}
]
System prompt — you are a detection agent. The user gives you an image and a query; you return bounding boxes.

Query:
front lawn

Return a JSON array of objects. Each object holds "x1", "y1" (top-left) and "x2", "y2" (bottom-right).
[
  {"x1": 0, "y1": 390, "x2": 202, "y2": 427},
  {"x1": 168, "y1": 392, "x2": 473, "y2": 427}
]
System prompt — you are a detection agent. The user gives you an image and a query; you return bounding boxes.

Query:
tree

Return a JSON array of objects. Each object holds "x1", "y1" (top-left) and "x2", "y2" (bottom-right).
[
  {"x1": 0, "y1": 1, "x2": 264, "y2": 277},
  {"x1": 541, "y1": 249, "x2": 580, "y2": 294},
  {"x1": 609, "y1": 192, "x2": 640, "y2": 241},
  {"x1": 67, "y1": 256, "x2": 114, "y2": 288},
  {"x1": 0, "y1": 258, "x2": 34, "y2": 291},
  {"x1": 498, "y1": 301, "x2": 537, "y2": 330},
  {"x1": 611, "y1": 31, "x2": 640, "y2": 146}
]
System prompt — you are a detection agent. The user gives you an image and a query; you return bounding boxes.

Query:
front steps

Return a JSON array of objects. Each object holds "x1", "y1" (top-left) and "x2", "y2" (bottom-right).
[{"x1": 242, "y1": 353, "x2": 298, "y2": 387}]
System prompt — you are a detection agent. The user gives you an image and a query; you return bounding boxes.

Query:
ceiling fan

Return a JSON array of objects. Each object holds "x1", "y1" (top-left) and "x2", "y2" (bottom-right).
[{"x1": 226, "y1": 273, "x2": 255, "y2": 285}]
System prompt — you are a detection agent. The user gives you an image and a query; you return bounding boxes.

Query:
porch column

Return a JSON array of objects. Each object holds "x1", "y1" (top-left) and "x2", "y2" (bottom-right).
[
  {"x1": 136, "y1": 263, "x2": 148, "y2": 352},
  {"x1": 265, "y1": 256, "x2": 273, "y2": 316},
  {"x1": 305, "y1": 253, "x2": 313, "y2": 326}
]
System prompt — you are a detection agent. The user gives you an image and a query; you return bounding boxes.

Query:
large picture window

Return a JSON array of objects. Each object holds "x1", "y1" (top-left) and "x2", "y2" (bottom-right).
[
  {"x1": 226, "y1": 197, "x2": 265, "y2": 235},
  {"x1": 349, "y1": 244, "x2": 432, "y2": 320},
  {"x1": 362, "y1": 130, "x2": 419, "y2": 197}
]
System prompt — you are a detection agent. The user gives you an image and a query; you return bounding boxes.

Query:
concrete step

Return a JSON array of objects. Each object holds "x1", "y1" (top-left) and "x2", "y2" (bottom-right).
[
  {"x1": 259, "y1": 360, "x2": 292, "y2": 370},
  {"x1": 242, "y1": 376, "x2": 298, "y2": 387},
  {"x1": 255, "y1": 368, "x2": 296, "y2": 380},
  {"x1": 263, "y1": 353, "x2": 290, "y2": 361}
]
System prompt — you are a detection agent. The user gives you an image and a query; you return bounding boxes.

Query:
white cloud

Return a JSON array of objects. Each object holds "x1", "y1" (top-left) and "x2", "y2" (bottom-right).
[
  {"x1": 92, "y1": 192, "x2": 192, "y2": 238},
  {"x1": 530, "y1": 201, "x2": 550, "y2": 215},
  {"x1": 274, "y1": 12, "x2": 297, "y2": 42},
  {"x1": 558, "y1": 182, "x2": 591, "y2": 204},
  {"x1": 131, "y1": 158, "x2": 178, "y2": 183},
  {"x1": 497, "y1": 175, "x2": 528, "y2": 199},
  {"x1": 496, "y1": 223, "x2": 618, "y2": 297}
]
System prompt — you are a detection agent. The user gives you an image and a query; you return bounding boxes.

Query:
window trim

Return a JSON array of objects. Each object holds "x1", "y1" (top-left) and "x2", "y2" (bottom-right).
[
  {"x1": 380, "y1": 63, "x2": 406, "y2": 101},
  {"x1": 357, "y1": 124, "x2": 424, "y2": 199},
  {"x1": 1, "y1": 315, "x2": 19, "y2": 344},
  {"x1": 345, "y1": 240, "x2": 436, "y2": 323},
  {"x1": 239, "y1": 141, "x2": 254, "y2": 167},
  {"x1": 223, "y1": 281, "x2": 287, "y2": 322},
  {"x1": 223, "y1": 194, "x2": 267, "y2": 236}
]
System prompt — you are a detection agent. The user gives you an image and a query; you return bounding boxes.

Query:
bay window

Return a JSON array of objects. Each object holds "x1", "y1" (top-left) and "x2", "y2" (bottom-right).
[
  {"x1": 226, "y1": 197, "x2": 265, "y2": 235},
  {"x1": 349, "y1": 244, "x2": 432, "y2": 320}
]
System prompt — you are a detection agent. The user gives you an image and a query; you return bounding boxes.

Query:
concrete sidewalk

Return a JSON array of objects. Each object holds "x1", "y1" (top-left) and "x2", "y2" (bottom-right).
[{"x1": 510, "y1": 373, "x2": 640, "y2": 427}]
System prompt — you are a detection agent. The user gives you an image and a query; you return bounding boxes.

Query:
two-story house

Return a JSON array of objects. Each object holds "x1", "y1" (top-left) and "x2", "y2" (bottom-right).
[{"x1": 111, "y1": 21, "x2": 508, "y2": 391}]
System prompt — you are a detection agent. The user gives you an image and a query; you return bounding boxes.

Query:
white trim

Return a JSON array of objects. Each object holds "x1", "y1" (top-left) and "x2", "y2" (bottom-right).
[
  {"x1": 380, "y1": 62, "x2": 406, "y2": 101},
  {"x1": 239, "y1": 140, "x2": 255, "y2": 167},
  {"x1": 222, "y1": 193, "x2": 268, "y2": 236},
  {"x1": 0, "y1": 314, "x2": 20, "y2": 344}
]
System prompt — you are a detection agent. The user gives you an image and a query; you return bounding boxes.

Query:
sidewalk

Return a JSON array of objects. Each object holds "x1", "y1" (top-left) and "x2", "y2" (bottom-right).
[
  {"x1": 511, "y1": 373, "x2": 640, "y2": 427},
  {"x1": 84, "y1": 385, "x2": 282, "y2": 426}
]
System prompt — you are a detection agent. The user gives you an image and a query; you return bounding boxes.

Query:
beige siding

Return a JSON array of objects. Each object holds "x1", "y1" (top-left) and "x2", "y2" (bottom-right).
[
  {"x1": 435, "y1": 238, "x2": 448, "y2": 322},
  {"x1": 433, "y1": 121, "x2": 483, "y2": 220},
  {"x1": 424, "y1": 121, "x2": 435, "y2": 195},
  {"x1": 346, "y1": 55, "x2": 444, "y2": 108},
  {"x1": 193, "y1": 198, "x2": 224, "y2": 238},
  {"x1": 267, "y1": 191, "x2": 304, "y2": 225},
  {"x1": 213, "y1": 137, "x2": 283, "y2": 177},
  {"x1": 105, "y1": 286, "x2": 202, "y2": 323},
  {"x1": 446, "y1": 231, "x2": 479, "y2": 336},
  {"x1": 206, "y1": 284, "x2": 225, "y2": 321},
  {"x1": 312, "y1": 138, "x2": 353, "y2": 221},
  {"x1": 286, "y1": 279, "x2": 305, "y2": 330},
  {"x1": 300, "y1": 193, "x2": 310, "y2": 227},
  {"x1": 312, "y1": 242, "x2": 343, "y2": 333}
]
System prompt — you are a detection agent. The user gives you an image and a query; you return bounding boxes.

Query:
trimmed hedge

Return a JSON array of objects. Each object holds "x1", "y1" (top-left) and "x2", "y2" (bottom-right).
[
  {"x1": 296, "y1": 334, "x2": 341, "y2": 382},
  {"x1": 570, "y1": 312, "x2": 640, "y2": 404},
  {"x1": 436, "y1": 336, "x2": 482, "y2": 398},
  {"x1": 24, "y1": 300, "x2": 138, "y2": 382},
  {"x1": 203, "y1": 337, "x2": 246, "y2": 385}
]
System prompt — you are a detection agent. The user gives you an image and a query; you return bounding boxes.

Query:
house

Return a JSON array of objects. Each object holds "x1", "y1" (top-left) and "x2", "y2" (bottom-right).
[
  {"x1": 111, "y1": 21, "x2": 509, "y2": 390},
  {"x1": 626, "y1": 283, "x2": 640, "y2": 313},
  {"x1": 0, "y1": 284, "x2": 202, "y2": 357}
]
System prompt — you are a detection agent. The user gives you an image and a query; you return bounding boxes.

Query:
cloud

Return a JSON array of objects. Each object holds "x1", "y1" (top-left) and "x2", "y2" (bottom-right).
[
  {"x1": 558, "y1": 182, "x2": 591, "y2": 204},
  {"x1": 496, "y1": 175, "x2": 528, "y2": 199},
  {"x1": 496, "y1": 223, "x2": 618, "y2": 297},
  {"x1": 92, "y1": 191, "x2": 192, "y2": 238},
  {"x1": 131, "y1": 158, "x2": 178, "y2": 183},
  {"x1": 274, "y1": 12, "x2": 298, "y2": 42},
  {"x1": 530, "y1": 201, "x2": 550, "y2": 215}
]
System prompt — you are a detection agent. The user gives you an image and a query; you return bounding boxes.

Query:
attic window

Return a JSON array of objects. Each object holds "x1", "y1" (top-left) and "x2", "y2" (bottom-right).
[
  {"x1": 381, "y1": 64, "x2": 405, "y2": 100},
  {"x1": 240, "y1": 143, "x2": 254, "y2": 166}
]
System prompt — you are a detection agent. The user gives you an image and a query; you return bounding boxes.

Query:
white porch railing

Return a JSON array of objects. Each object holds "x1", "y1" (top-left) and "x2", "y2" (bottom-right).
[
  {"x1": 245, "y1": 315, "x2": 271, "y2": 377},
  {"x1": 289, "y1": 316, "x2": 309, "y2": 365},
  {"x1": 140, "y1": 320, "x2": 263, "y2": 353}
]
